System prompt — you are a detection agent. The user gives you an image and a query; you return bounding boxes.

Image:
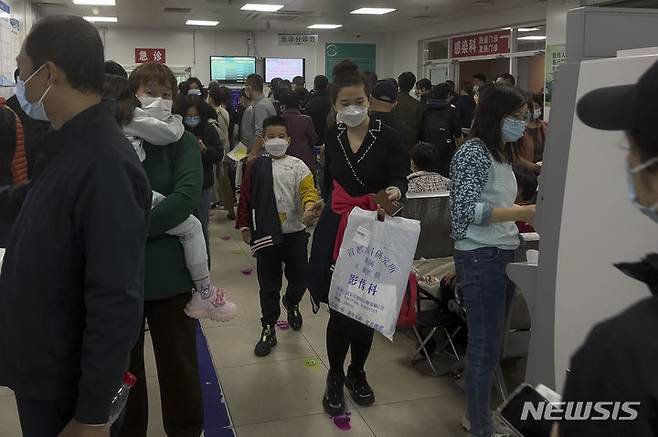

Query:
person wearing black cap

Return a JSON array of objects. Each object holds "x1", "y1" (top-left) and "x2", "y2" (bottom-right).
[
  {"x1": 555, "y1": 60, "x2": 658, "y2": 437},
  {"x1": 370, "y1": 79, "x2": 413, "y2": 151}
]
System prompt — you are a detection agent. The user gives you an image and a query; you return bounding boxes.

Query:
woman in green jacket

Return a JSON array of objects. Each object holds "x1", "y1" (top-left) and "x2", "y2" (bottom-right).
[{"x1": 119, "y1": 62, "x2": 204, "y2": 437}]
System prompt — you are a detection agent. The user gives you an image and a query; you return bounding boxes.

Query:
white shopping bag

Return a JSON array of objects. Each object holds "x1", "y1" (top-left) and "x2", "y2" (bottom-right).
[{"x1": 328, "y1": 208, "x2": 421, "y2": 340}]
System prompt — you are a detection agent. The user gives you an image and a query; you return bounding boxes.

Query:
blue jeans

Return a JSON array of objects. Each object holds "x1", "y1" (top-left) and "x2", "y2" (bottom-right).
[
  {"x1": 197, "y1": 188, "x2": 213, "y2": 264},
  {"x1": 454, "y1": 247, "x2": 515, "y2": 437}
]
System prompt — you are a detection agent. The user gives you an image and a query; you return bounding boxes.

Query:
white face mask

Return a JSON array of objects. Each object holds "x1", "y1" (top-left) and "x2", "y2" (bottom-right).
[
  {"x1": 264, "y1": 138, "x2": 289, "y2": 157},
  {"x1": 337, "y1": 105, "x2": 368, "y2": 128},
  {"x1": 138, "y1": 96, "x2": 173, "y2": 121},
  {"x1": 15, "y1": 64, "x2": 51, "y2": 122}
]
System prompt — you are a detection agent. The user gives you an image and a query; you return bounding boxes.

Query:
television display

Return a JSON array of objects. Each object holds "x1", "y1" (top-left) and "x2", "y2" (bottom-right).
[
  {"x1": 264, "y1": 58, "x2": 305, "y2": 82},
  {"x1": 210, "y1": 56, "x2": 256, "y2": 83}
]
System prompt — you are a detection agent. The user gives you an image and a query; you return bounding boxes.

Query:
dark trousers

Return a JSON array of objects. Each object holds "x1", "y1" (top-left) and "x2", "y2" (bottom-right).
[
  {"x1": 15, "y1": 395, "x2": 125, "y2": 437},
  {"x1": 326, "y1": 308, "x2": 375, "y2": 379},
  {"x1": 256, "y1": 231, "x2": 309, "y2": 326},
  {"x1": 119, "y1": 293, "x2": 203, "y2": 437}
]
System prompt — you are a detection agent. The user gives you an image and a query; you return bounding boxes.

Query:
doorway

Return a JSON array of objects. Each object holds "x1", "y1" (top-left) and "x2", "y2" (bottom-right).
[{"x1": 458, "y1": 58, "x2": 510, "y2": 86}]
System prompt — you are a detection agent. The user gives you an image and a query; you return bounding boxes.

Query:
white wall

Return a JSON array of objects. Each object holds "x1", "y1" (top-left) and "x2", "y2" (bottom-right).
[
  {"x1": 101, "y1": 27, "x2": 393, "y2": 85},
  {"x1": 390, "y1": 3, "x2": 547, "y2": 77},
  {"x1": 4, "y1": 0, "x2": 38, "y2": 43}
]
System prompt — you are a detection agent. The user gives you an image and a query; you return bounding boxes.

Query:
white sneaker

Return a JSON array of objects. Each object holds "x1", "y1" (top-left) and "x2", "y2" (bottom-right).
[
  {"x1": 461, "y1": 412, "x2": 513, "y2": 436},
  {"x1": 184, "y1": 286, "x2": 237, "y2": 322}
]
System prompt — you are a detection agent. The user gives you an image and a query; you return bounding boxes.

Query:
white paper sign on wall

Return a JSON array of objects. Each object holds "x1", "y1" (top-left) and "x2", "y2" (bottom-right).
[{"x1": 278, "y1": 34, "x2": 319, "y2": 46}]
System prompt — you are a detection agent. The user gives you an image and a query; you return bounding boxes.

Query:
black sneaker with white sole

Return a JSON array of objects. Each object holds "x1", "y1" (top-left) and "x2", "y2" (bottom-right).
[
  {"x1": 322, "y1": 374, "x2": 346, "y2": 416},
  {"x1": 254, "y1": 325, "x2": 277, "y2": 357},
  {"x1": 282, "y1": 297, "x2": 303, "y2": 331},
  {"x1": 345, "y1": 366, "x2": 375, "y2": 406}
]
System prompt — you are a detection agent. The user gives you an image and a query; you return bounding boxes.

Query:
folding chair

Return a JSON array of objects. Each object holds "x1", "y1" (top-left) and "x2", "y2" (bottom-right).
[{"x1": 410, "y1": 280, "x2": 463, "y2": 376}]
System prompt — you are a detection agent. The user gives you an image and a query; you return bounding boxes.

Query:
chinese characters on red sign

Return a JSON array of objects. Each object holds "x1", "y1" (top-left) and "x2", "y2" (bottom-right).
[
  {"x1": 450, "y1": 30, "x2": 510, "y2": 58},
  {"x1": 134, "y1": 48, "x2": 166, "y2": 64}
]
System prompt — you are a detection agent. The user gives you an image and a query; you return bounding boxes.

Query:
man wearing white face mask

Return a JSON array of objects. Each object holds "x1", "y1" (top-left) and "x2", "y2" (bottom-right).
[
  {"x1": 237, "y1": 115, "x2": 323, "y2": 357},
  {"x1": 0, "y1": 15, "x2": 151, "y2": 437}
]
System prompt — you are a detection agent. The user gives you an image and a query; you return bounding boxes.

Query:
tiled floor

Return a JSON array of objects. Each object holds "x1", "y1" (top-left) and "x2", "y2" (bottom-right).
[{"x1": 0, "y1": 209, "x2": 470, "y2": 436}]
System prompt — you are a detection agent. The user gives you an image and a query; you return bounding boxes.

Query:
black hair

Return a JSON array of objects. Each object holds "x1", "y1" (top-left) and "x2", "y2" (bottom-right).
[
  {"x1": 240, "y1": 87, "x2": 251, "y2": 100},
  {"x1": 496, "y1": 73, "x2": 516, "y2": 86},
  {"x1": 473, "y1": 73, "x2": 487, "y2": 83},
  {"x1": 430, "y1": 83, "x2": 450, "y2": 100},
  {"x1": 187, "y1": 77, "x2": 203, "y2": 90},
  {"x1": 411, "y1": 142, "x2": 439, "y2": 172},
  {"x1": 246, "y1": 74, "x2": 264, "y2": 92},
  {"x1": 363, "y1": 71, "x2": 378, "y2": 92},
  {"x1": 514, "y1": 166, "x2": 538, "y2": 203},
  {"x1": 445, "y1": 79, "x2": 455, "y2": 88},
  {"x1": 471, "y1": 84, "x2": 528, "y2": 163},
  {"x1": 25, "y1": 15, "x2": 104, "y2": 94},
  {"x1": 263, "y1": 115, "x2": 288, "y2": 134},
  {"x1": 314, "y1": 75, "x2": 329, "y2": 92},
  {"x1": 173, "y1": 95, "x2": 215, "y2": 133},
  {"x1": 461, "y1": 82, "x2": 474, "y2": 97},
  {"x1": 398, "y1": 72, "x2": 416, "y2": 93},
  {"x1": 279, "y1": 89, "x2": 300, "y2": 110},
  {"x1": 270, "y1": 77, "x2": 282, "y2": 87},
  {"x1": 292, "y1": 76, "x2": 305, "y2": 87},
  {"x1": 178, "y1": 81, "x2": 189, "y2": 95},
  {"x1": 416, "y1": 78, "x2": 432, "y2": 92},
  {"x1": 102, "y1": 74, "x2": 139, "y2": 126},
  {"x1": 208, "y1": 81, "x2": 231, "y2": 107},
  {"x1": 331, "y1": 59, "x2": 370, "y2": 103},
  {"x1": 13, "y1": 68, "x2": 20, "y2": 82},
  {"x1": 104, "y1": 60, "x2": 127, "y2": 78}
]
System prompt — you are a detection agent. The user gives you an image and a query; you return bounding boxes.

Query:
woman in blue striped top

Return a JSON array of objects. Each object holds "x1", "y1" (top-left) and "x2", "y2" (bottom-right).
[{"x1": 450, "y1": 84, "x2": 536, "y2": 437}]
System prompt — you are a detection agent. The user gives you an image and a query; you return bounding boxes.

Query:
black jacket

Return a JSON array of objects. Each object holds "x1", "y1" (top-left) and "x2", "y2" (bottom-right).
[
  {"x1": 370, "y1": 111, "x2": 412, "y2": 152},
  {"x1": 0, "y1": 101, "x2": 151, "y2": 424},
  {"x1": 189, "y1": 122, "x2": 223, "y2": 189},
  {"x1": 308, "y1": 118, "x2": 410, "y2": 309},
  {"x1": 391, "y1": 93, "x2": 422, "y2": 151},
  {"x1": 5, "y1": 95, "x2": 51, "y2": 179},
  {"x1": 238, "y1": 155, "x2": 284, "y2": 256},
  {"x1": 561, "y1": 254, "x2": 658, "y2": 437},
  {"x1": 421, "y1": 99, "x2": 461, "y2": 177},
  {"x1": 304, "y1": 90, "x2": 332, "y2": 145}
]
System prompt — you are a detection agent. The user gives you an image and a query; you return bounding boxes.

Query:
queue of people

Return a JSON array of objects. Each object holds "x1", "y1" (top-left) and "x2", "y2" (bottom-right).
[{"x1": 3, "y1": 12, "x2": 653, "y2": 437}]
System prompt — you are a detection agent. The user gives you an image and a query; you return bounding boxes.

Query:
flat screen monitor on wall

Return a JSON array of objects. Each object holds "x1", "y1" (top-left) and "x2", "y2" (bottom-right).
[
  {"x1": 264, "y1": 58, "x2": 305, "y2": 82},
  {"x1": 210, "y1": 56, "x2": 256, "y2": 83}
]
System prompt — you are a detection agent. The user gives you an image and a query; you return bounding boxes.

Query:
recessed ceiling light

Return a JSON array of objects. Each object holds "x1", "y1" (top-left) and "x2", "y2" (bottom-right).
[
  {"x1": 241, "y1": 4, "x2": 284, "y2": 12},
  {"x1": 351, "y1": 7, "x2": 396, "y2": 15},
  {"x1": 518, "y1": 35, "x2": 546, "y2": 41},
  {"x1": 308, "y1": 24, "x2": 342, "y2": 29},
  {"x1": 83, "y1": 16, "x2": 117, "y2": 22},
  {"x1": 518, "y1": 27, "x2": 540, "y2": 32},
  {"x1": 73, "y1": 0, "x2": 116, "y2": 5},
  {"x1": 186, "y1": 20, "x2": 220, "y2": 26},
  {"x1": 501, "y1": 27, "x2": 512, "y2": 30}
]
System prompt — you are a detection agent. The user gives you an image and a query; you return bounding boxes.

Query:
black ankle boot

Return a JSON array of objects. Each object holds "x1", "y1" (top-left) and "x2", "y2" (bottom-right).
[
  {"x1": 322, "y1": 373, "x2": 345, "y2": 416},
  {"x1": 254, "y1": 324, "x2": 277, "y2": 357},
  {"x1": 345, "y1": 365, "x2": 375, "y2": 406}
]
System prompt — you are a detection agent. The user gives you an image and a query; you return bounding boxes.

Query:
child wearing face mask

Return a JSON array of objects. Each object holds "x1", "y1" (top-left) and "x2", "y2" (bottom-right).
[
  {"x1": 103, "y1": 74, "x2": 236, "y2": 323},
  {"x1": 237, "y1": 115, "x2": 324, "y2": 357}
]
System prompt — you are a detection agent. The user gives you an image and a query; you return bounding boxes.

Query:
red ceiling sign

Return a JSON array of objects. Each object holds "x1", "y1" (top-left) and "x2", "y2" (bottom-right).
[
  {"x1": 134, "y1": 48, "x2": 166, "y2": 64},
  {"x1": 450, "y1": 30, "x2": 510, "y2": 58}
]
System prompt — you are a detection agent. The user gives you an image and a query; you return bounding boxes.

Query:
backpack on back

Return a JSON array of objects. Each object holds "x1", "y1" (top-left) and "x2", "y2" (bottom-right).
[{"x1": 421, "y1": 106, "x2": 457, "y2": 178}]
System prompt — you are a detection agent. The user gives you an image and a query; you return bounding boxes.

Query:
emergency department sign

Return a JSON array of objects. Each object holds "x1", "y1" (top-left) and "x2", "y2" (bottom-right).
[
  {"x1": 450, "y1": 30, "x2": 510, "y2": 58},
  {"x1": 134, "y1": 48, "x2": 166, "y2": 64}
]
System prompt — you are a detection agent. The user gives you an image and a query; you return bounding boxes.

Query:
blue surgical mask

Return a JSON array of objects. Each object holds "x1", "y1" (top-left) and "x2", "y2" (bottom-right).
[
  {"x1": 188, "y1": 89, "x2": 202, "y2": 96},
  {"x1": 501, "y1": 116, "x2": 527, "y2": 143},
  {"x1": 184, "y1": 116, "x2": 201, "y2": 128},
  {"x1": 15, "y1": 64, "x2": 51, "y2": 122},
  {"x1": 626, "y1": 157, "x2": 658, "y2": 223}
]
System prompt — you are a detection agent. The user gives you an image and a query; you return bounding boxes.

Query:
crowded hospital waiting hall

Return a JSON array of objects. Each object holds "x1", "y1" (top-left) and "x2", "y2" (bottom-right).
[{"x1": 2, "y1": 0, "x2": 658, "y2": 436}]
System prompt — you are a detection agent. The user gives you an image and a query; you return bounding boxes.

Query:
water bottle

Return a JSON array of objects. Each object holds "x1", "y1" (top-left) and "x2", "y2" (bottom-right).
[{"x1": 108, "y1": 372, "x2": 137, "y2": 425}]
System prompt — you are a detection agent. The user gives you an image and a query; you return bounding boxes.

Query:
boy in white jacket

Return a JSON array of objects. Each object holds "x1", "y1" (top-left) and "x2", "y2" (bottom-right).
[{"x1": 122, "y1": 94, "x2": 236, "y2": 322}]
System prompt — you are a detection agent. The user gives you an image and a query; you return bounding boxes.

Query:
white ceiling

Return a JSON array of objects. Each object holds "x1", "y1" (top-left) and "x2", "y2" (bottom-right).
[{"x1": 33, "y1": 0, "x2": 543, "y2": 33}]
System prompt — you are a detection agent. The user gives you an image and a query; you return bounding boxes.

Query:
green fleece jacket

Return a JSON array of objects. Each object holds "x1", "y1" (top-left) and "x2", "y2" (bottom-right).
[{"x1": 142, "y1": 132, "x2": 203, "y2": 301}]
